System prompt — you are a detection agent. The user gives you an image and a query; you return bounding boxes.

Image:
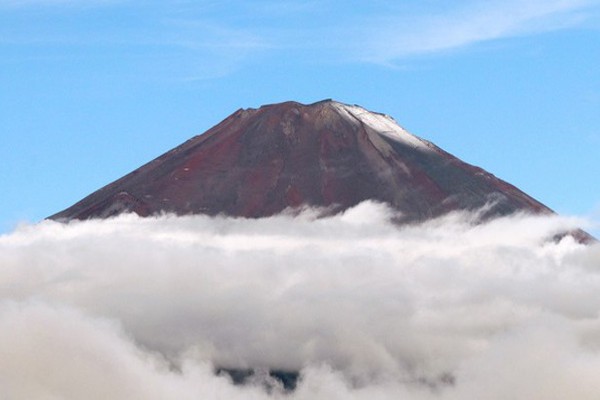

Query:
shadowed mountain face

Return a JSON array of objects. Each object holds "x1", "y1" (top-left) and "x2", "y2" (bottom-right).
[{"x1": 50, "y1": 100, "x2": 552, "y2": 222}]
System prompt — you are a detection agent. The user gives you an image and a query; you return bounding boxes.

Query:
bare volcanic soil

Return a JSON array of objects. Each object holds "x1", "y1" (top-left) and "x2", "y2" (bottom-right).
[{"x1": 50, "y1": 99, "x2": 552, "y2": 223}]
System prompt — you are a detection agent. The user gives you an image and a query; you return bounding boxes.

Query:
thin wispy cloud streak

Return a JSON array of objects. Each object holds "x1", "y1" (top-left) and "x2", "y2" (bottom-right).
[
  {"x1": 1, "y1": 201, "x2": 600, "y2": 398},
  {"x1": 0, "y1": 0, "x2": 122, "y2": 8},
  {"x1": 0, "y1": 1, "x2": 273, "y2": 80},
  {"x1": 347, "y1": 0, "x2": 600, "y2": 62},
  {"x1": 2, "y1": 0, "x2": 598, "y2": 77}
]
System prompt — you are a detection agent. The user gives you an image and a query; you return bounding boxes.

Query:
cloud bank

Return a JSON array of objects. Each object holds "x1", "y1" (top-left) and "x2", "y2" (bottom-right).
[{"x1": 1, "y1": 201, "x2": 600, "y2": 398}]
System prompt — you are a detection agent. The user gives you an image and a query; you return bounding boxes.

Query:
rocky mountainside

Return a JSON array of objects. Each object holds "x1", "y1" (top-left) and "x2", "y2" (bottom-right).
[{"x1": 50, "y1": 99, "x2": 553, "y2": 223}]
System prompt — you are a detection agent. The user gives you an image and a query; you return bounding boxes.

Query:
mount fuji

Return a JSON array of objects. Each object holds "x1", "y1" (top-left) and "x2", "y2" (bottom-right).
[{"x1": 50, "y1": 100, "x2": 556, "y2": 226}]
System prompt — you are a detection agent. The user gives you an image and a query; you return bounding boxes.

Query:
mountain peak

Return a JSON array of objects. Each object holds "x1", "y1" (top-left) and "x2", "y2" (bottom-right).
[{"x1": 50, "y1": 100, "x2": 553, "y2": 223}]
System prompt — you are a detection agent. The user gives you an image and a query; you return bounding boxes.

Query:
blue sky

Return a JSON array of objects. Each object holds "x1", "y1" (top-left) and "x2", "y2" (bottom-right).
[{"x1": 1, "y1": 0, "x2": 599, "y2": 234}]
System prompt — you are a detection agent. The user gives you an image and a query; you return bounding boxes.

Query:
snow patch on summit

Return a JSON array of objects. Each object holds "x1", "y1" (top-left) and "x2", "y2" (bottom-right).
[{"x1": 331, "y1": 102, "x2": 434, "y2": 153}]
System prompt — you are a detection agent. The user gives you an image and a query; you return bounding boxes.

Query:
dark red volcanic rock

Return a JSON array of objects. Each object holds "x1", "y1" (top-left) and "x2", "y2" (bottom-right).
[{"x1": 50, "y1": 99, "x2": 555, "y2": 223}]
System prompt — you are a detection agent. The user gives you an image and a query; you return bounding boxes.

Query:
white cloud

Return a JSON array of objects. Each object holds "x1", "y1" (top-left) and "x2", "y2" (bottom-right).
[
  {"x1": 1, "y1": 202, "x2": 600, "y2": 398},
  {"x1": 349, "y1": 0, "x2": 600, "y2": 62},
  {"x1": 2, "y1": 0, "x2": 598, "y2": 78}
]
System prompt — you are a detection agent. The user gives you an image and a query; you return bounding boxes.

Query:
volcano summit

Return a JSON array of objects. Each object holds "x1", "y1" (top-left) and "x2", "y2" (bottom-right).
[{"x1": 51, "y1": 100, "x2": 552, "y2": 222}]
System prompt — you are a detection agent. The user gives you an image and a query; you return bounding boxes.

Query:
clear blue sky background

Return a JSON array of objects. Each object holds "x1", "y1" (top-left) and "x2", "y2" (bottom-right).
[{"x1": 1, "y1": 0, "x2": 599, "y2": 235}]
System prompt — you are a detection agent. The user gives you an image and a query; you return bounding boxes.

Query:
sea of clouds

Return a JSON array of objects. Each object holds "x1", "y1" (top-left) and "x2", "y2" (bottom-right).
[{"x1": 1, "y1": 201, "x2": 600, "y2": 399}]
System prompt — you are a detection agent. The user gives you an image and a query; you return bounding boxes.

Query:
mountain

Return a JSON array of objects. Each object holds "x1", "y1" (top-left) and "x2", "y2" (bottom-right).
[{"x1": 50, "y1": 99, "x2": 555, "y2": 224}]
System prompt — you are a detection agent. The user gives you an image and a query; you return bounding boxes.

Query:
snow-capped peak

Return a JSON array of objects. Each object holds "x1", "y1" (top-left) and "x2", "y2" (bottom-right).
[{"x1": 330, "y1": 101, "x2": 434, "y2": 152}]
